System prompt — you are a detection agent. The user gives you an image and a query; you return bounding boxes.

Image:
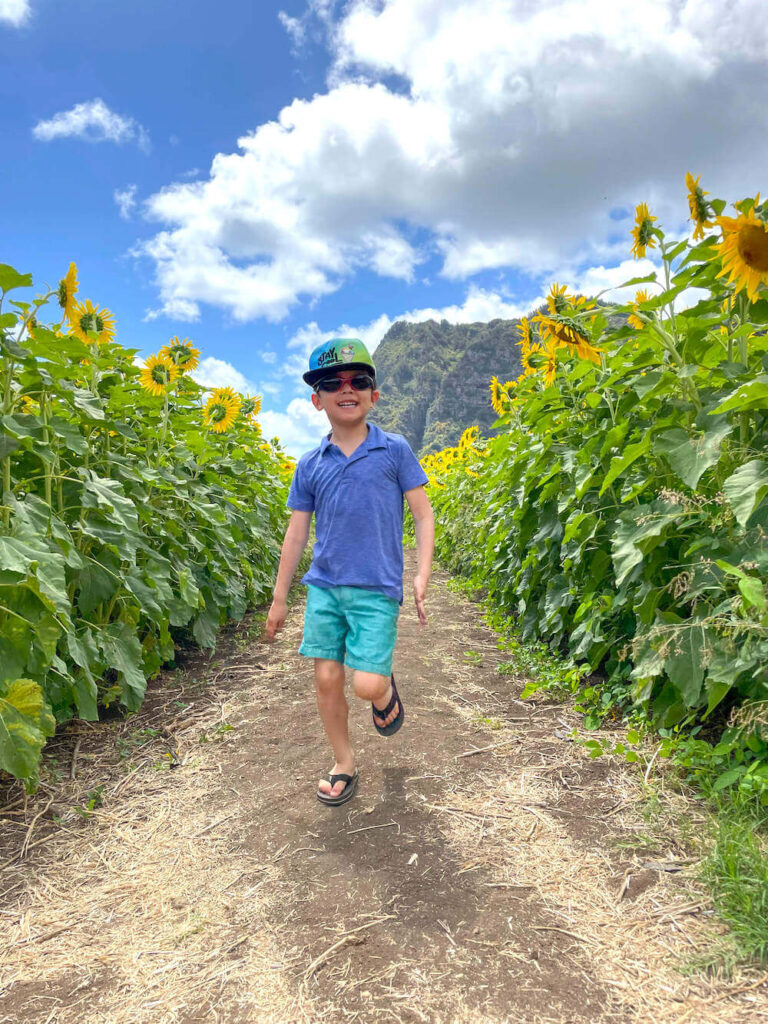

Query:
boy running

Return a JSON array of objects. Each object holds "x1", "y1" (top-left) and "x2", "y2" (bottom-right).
[{"x1": 265, "y1": 338, "x2": 434, "y2": 806}]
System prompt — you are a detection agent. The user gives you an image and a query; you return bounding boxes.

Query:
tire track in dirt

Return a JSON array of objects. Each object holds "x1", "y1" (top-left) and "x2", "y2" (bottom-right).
[{"x1": 1, "y1": 551, "x2": 766, "y2": 1023}]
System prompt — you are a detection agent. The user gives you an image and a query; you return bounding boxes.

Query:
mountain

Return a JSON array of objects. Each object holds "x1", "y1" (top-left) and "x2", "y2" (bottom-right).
[{"x1": 368, "y1": 317, "x2": 524, "y2": 454}]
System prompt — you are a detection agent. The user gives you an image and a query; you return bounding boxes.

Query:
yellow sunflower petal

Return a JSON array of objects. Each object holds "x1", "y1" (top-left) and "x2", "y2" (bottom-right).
[{"x1": 715, "y1": 203, "x2": 768, "y2": 302}]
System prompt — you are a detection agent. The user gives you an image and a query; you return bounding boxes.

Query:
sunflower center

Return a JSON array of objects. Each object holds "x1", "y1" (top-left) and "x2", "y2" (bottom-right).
[
  {"x1": 58, "y1": 281, "x2": 68, "y2": 309},
  {"x1": 209, "y1": 402, "x2": 227, "y2": 422},
  {"x1": 150, "y1": 365, "x2": 171, "y2": 386},
  {"x1": 737, "y1": 224, "x2": 768, "y2": 272}
]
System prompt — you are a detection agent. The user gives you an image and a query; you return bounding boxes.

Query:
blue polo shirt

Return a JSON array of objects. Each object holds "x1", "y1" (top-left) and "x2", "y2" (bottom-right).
[{"x1": 287, "y1": 423, "x2": 428, "y2": 603}]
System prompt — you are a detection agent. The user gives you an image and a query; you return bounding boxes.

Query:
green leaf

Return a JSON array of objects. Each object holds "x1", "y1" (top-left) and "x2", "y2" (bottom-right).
[
  {"x1": 75, "y1": 561, "x2": 119, "y2": 615},
  {"x1": 618, "y1": 273, "x2": 658, "y2": 289},
  {"x1": 712, "y1": 377, "x2": 768, "y2": 414},
  {"x1": 0, "y1": 265, "x2": 33, "y2": 294},
  {"x1": 739, "y1": 575, "x2": 766, "y2": 611},
  {"x1": 663, "y1": 622, "x2": 707, "y2": 707},
  {"x1": 722, "y1": 460, "x2": 768, "y2": 528},
  {"x1": 599, "y1": 434, "x2": 651, "y2": 495},
  {"x1": 72, "y1": 389, "x2": 105, "y2": 420},
  {"x1": 712, "y1": 766, "x2": 745, "y2": 792},
  {"x1": 653, "y1": 422, "x2": 731, "y2": 489},
  {"x1": 0, "y1": 678, "x2": 55, "y2": 790},
  {"x1": 0, "y1": 434, "x2": 21, "y2": 458},
  {"x1": 611, "y1": 502, "x2": 680, "y2": 586},
  {"x1": 192, "y1": 599, "x2": 220, "y2": 649},
  {"x1": 97, "y1": 623, "x2": 146, "y2": 711}
]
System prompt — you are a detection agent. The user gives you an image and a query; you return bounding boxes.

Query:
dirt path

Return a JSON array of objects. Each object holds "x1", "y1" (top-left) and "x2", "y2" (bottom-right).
[{"x1": 2, "y1": 552, "x2": 767, "y2": 1024}]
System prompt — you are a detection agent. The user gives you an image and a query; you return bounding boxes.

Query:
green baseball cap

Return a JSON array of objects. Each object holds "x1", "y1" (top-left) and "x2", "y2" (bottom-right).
[{"x1": 303, "y1": 337, "x2": 376, "y2": 387}]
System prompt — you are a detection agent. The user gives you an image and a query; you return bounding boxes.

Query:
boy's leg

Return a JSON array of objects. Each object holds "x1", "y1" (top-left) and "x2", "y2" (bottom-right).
[
  {"x1": 314, "y1": 658, "x2": 355, "y2": 798},
  {"x1": 352, "y1": 671, "x2": 400, "y2": 728}
]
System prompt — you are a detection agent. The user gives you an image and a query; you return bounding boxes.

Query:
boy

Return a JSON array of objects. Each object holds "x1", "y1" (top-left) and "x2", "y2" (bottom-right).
[{"x1": 265, "y1": 338, "x2": 434, "y2": 807}]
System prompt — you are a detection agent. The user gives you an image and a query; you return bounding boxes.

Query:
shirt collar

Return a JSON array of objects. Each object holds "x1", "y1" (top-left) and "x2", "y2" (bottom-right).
[{"x1": 319, "y1": 423, "x2": 388, "y2": 457}]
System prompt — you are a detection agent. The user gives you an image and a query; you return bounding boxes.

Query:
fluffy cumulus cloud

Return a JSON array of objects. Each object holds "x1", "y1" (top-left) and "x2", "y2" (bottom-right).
[
  {"x1": 0, "y1": 0, "x2": 29, "y2": 26},
  {"x1": 192, "y1": 356, "x2": 255, "y2": 394},
  {"x1": 140, "y1": 0, "x2": 767, "y2": 322},
  {"x1": 33, "y1": 98, "x2": 150, "y2": 151},
  {"x1": 260, "y1": 398, "x2": 328, "y2": 457}
]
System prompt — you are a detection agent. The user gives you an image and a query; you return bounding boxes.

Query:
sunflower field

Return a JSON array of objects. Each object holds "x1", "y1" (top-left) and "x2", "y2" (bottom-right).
[
  {"x1": 0, "y1": 264, "x2": 292, "y2": 790},
  {"x1": 424, "y1": 181, "x2": 768, "y2": 794}
]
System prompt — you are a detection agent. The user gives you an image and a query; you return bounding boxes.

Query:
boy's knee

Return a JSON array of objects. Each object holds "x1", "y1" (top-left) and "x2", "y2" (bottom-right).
[
  {"x1": 314, "y1": 659, "x2": 345, "y2": 696},
  {"x1": 352, "y1": 670, "x2": 390, "y2": 703}
]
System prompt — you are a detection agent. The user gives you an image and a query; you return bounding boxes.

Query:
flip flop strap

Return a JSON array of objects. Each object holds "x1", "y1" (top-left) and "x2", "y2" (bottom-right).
[
  {"x1": 329, "y1": 772, "x2": 353, "y2": 786},
  {"x1": 372, "y1": 678, "x2": 399, "y2": 720}
]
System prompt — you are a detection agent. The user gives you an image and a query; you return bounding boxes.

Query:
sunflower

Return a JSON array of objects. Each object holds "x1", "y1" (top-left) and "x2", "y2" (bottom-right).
[
  {"x1": 489, "y1": 375, "x2": 515, "y2": 416},
  {"x1": 532, "y1": 312, "x2": 602, "y2": 365},
  {"x1": 19, "y1": 395, "x2": 39, "y2": 414},
  {"x1": 631, "y1": 202, "x2": 658, "y2": 259},
  {"x1": 458, "y1": 426, "x2": 479, "y2": 451},
  {"x1": 516, "y1": 317, "x2": 532, "y2": 356},
  {"x1": 686, "y1": 173, "x2": 713, "y2": 242},
  {"x1": 542, "y1": 343, "x2": 558, "y2": 388},
  {"x1": 546, "y1": 283, "x2": 572, "y2": 315},
  {"x1": 240, "y1": 393, "x2": 262, "y2": 423},
  {"x1": 209, "y1": 386, "x2": 241, "y2": 407},
  {"x1": 69, "y1": 298, "x2": 116, "y2": 346},
  {"x1": 715, "y1": 199, "x2": 768, "y2": 302},
  {"x1": 203, "y1": 394, "x2": 239, "y2": 433},
  {"x1": 520, "y1": 341, "x2": 542, "y2": 376},
  {"x1": 628, "y1": 289, "x2": 650, "y2": 330},
  {"x1": 57, "y1": 262, "x2": 79, "y2": 323},
  {"x1": 139, "y1": 354, "x2": 179, "y2": 396},
  {"x1": 159, "y1": 336, "x2": 201, "y2": 373}
]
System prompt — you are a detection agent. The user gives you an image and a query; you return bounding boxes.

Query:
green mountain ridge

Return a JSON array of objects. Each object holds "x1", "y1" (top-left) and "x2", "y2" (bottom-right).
[{"x1": 368, "y1": 316, "x2": 524, "y2": 454}]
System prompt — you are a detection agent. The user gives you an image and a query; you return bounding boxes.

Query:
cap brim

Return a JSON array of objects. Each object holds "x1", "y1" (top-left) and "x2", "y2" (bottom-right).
[{"x1": 303, "y1": 363, "x2": 376, "y2": 386}]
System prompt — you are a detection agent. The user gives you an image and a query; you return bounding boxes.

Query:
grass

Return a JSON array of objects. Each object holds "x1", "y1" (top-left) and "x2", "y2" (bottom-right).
[{"x1": 699, "y1": 793, "x2": 768, "y2": 970}]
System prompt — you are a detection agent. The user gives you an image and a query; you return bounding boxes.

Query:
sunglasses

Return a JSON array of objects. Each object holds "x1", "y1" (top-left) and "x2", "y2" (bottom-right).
[{"x1": 314, "y1": 373, "x2": 375, "y2": 393}]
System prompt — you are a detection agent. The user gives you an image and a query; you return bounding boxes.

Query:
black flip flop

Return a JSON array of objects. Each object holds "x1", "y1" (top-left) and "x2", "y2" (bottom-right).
[
  {"x1": 372, "y1": 674, "x2": 404, "y2": 737},
  {"x1": 316, "y1": 767, "x2": 359, "y2": 806}
]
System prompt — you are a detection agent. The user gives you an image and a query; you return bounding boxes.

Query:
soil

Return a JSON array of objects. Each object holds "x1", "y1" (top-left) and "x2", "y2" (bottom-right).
[{"x1": 1, "y1": 551, "x2": 767, "y2": 1024}]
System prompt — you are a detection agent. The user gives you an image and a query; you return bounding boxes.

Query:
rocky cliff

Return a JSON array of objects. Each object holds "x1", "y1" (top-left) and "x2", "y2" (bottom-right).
[{"x1": 368, "y1": 317, "x2": 523, "y2": 454}]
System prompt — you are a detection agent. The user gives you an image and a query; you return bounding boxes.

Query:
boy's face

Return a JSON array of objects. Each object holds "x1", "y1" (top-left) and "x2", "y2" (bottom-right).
[{"x1": 310, "y1": 369, "x2": 380, "y2": 427}]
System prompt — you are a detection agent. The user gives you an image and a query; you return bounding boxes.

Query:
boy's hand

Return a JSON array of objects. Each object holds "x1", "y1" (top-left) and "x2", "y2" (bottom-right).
[
  {"x1": 266, "y1": 598, "x2": 288, "y2": 640},
  {"x1": 413, "y1": 575, "x2": 429, "y2": 625}
]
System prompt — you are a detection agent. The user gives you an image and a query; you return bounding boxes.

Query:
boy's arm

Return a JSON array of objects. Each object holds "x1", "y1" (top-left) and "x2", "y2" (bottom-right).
[
  {"x1": 405, "y1": 485, "x2": 434, "y2": 625},
  {"x1": 266, "y1": 509, "x2": 312, "y2": 640}
]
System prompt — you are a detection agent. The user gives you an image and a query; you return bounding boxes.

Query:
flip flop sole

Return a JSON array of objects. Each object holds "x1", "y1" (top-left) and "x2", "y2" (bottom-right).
[
  {"x1": 373, "y1": 674, "x2": 404, "y2": 737},
  {"x1": 316, "y1": 768, "x2": 359, "y2": 806}
]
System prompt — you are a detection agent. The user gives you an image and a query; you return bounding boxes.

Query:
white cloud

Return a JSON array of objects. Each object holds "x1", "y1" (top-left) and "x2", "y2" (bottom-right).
[
  {"x1": 33, "y1": 98, "x2": 150, "y2": 152},
  {"x1": 260, "y1": 398, "x2": 329, "y2": 458},
  {"x1": 0, "y1": 0, "x2": 29, "y2": 26},
  {"x1": 114, "y1": 184, "x2": 138, "y2": 220},
  {"x1": 140, "y1": 0, "x2": 767, "y2": 323},
  {"x1": 192, "y1": 356, "x2": 255, "y2": 393},
  {"x1": 260, "y1": 350, "x2": 278, "y2": 364},
  {"x1": 278, "y1": 10, "x2": 306, "y2": 47}
]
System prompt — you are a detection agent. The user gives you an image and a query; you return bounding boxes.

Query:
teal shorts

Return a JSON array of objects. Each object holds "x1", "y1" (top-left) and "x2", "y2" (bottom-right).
[{"x1": 299, "y1": 585, "x2": 400, "y2": 677}]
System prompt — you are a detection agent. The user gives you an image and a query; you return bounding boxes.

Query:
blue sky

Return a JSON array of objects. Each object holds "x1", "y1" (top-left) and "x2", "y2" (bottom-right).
[{"x1": 3, "y1": 0, "x2": 766, "y2": 455}]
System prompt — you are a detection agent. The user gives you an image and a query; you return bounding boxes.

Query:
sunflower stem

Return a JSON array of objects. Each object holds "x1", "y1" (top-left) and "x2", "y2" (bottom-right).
[
  {"x1": 39, "y1": 391, "x2": 53, "y2": 526},
  {"x1": 1, "y1": 328, "x2": 14, "y2": 532}
]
